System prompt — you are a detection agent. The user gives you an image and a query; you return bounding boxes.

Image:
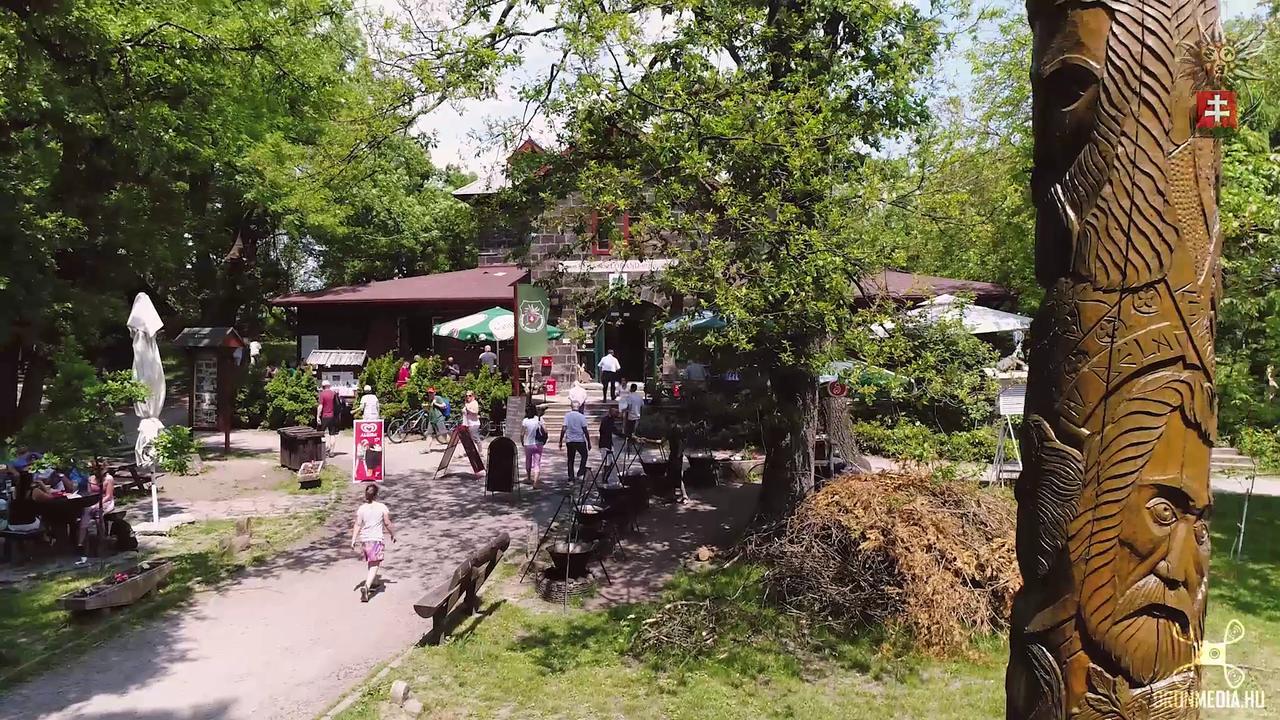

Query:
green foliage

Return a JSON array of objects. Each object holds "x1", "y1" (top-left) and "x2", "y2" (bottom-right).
[
  {"x1": 16, "y1": 342, "x2": 147, "y2": 460},
  {"x1": 847, "y1": 311, "x2": 999, "y2": 432},
  {"x1": 0, "y1": 0, "x2": 474, "y2": 439},
  {"x1": 264, "y1": 369, "x2": 319, "y2": 429},
  {"x1": 235, "y1": 366, "x2": 270, "y2": 429},
  {"x1": 1235, "y1": 426, "x2": 1280, "y2": 474},
  {"x1": 154, "y1": 426, "x2": 199, "y2": 475},
  {"x1": 854, "y1": 420, "x2": 996, "y2": 464},
  {"x1": 358, "y1": 352, "x2": 404, "y2": 400}
]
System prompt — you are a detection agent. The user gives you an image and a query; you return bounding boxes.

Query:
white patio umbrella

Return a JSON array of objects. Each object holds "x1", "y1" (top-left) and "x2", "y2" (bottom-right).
[
  {"x1": 872, "y1": 294, "x2": 1032, "y2": 337},
  {"x1": 127, "y1": 293, "x2": 165, "y2": 523}
]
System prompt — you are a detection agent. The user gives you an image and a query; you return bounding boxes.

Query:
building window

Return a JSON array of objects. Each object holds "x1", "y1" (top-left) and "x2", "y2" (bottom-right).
[{"x1": 589, "y1": 212, "x2": 631, "y2": 256}]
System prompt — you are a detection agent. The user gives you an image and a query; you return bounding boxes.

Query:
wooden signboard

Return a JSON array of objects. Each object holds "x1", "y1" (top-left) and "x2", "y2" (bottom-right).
[
  {"x1": 434, "y1": 426, "x2": 485, "y2": 479},
  {"x1": 504, "y1": 396, "x2": 526, "y2": 443}
]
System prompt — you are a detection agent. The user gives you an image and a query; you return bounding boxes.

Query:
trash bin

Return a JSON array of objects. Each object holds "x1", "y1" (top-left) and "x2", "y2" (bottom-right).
[{"x1": 278, "y1": 426, "x2": 324, "y2": 471}]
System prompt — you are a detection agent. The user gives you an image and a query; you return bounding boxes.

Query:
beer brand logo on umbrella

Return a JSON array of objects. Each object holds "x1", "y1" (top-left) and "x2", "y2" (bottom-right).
[{"x1": 519, "y1": 300, "x2": 547, "y2": 334}]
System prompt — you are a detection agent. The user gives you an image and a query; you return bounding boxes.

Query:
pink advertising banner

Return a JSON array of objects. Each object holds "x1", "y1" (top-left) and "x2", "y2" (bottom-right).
[{"x1": 353, "y1": 420, "x2": 384, "y2": 483}]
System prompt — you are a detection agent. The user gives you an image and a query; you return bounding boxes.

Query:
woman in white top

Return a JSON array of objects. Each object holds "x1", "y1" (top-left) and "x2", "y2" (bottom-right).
[
  {"x1": 349, "y1": 484, "x2": 396, "y2": 602},
  {"x1": 358, "y1": 385, "x2": 380, "y2": 420},
  {"x1": 520, "y1": 405, "x2": 547, "y2": 487},
  {"x1": 462, "y1": 390, "x2": 482, "y2": 439}
]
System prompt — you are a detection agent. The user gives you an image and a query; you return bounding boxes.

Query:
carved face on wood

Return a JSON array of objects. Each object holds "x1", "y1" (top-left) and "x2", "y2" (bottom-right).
[{"x1": 1086, "y1": 411, "x2": 1211, "y2": 686}]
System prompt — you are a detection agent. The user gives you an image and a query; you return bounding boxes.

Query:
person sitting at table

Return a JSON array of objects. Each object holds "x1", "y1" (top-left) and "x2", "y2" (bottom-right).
[
  {"x1": 7, "y1": 470, "x2": 52, "y2": 534},
  {"x1": 76, "y1": 468, "x2": 115, "y2": 562}
]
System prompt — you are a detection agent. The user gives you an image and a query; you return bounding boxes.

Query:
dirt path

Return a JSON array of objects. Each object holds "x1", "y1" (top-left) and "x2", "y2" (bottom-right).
[{"x1": 1, "y1": 434, "x2": 757, "y2": 720}]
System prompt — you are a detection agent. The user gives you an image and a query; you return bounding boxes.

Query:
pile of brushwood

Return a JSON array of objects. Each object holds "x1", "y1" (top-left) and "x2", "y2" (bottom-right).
[{"x1": 749, "y1": 469, "x2": 1019, "y2": 655}]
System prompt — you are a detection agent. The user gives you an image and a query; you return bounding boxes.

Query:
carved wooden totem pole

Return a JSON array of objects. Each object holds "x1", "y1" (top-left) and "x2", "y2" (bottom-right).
[{"x1": 1006, "y1": 0, "x2": 1224, "y2": 715}]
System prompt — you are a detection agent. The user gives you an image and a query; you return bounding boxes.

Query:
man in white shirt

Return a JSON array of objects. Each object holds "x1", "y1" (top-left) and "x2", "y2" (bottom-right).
[
  {"x1": 358, "y1": 385, "x2": 380, "y2": 420},
  {"x1": 623, "y1": 383, "x2": 643, "y2": 436},
  {"x1": 249, "y1": 339, "x2": 262, "y2": 365},
  {"x1": 597, "y1": 350, "x2": 621, "y2": 401}
]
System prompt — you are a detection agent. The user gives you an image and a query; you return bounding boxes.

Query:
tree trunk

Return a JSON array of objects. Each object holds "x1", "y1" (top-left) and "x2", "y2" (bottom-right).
[
  {"x1": 0, "y1": 340, "x2": 18, "y2": 437},
  {"x1": 16, "y1": 349, "x2": 49, "y2": 428},
  {"x1": 754, "y1": 363, "x2": 817, "y2": 527}
]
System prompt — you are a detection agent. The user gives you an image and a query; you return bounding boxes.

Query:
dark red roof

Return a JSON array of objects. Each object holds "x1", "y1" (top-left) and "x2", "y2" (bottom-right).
[
  {"x1": 857, "y1": 270, "x2": 1013, "y2": 304},
  {"x1": 271, "y1": 265, "x2": 527, "y2": 306}
]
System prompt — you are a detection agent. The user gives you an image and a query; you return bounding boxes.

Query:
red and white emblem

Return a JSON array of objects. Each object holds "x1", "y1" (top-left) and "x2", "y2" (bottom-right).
[
  {"x1": 827, "y1": 381, "x2": 849, "y2": 398},
  {"x1": 1196, "y1": 90, "x2": 1238, "y2": 130}
]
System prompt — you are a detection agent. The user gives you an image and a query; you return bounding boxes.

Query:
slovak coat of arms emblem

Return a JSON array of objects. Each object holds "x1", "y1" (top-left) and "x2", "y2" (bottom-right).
[{"x1": 519, "y1": 300, "x2": 547, "y2": 334}]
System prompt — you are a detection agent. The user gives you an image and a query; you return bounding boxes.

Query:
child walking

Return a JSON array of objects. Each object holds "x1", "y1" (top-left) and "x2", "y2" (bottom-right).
[{"x1": 350, "y1": 484, "x2": 396, "y2": 602}]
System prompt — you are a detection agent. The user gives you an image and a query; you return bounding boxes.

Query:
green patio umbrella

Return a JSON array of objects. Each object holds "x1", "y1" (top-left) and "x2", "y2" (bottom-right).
[{"x1": 433, "y1": 307, "x2": 564, "y2": 343}]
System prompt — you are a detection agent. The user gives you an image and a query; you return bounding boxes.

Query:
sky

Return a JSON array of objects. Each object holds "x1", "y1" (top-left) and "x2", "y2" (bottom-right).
[{"x1": 368, "y1": 0, "x2": 1271, "y2": 175}]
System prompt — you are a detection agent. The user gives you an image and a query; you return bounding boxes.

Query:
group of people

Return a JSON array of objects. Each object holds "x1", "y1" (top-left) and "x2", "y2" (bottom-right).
[
  {"x1": 519, "y1": 380, "x2": 645, "y2": 487},
  {"x1": 1, "y1": 452, "x2": 116, "y2": 564}
]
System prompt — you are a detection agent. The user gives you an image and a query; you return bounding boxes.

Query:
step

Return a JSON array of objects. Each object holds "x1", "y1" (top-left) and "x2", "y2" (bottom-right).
[
  {"x1": 1211, "y1": 457, "x2": 1257, "y2": 469},
  {"x1": 1212, "y1": 447, "x2": 1245, "y2": 458}
]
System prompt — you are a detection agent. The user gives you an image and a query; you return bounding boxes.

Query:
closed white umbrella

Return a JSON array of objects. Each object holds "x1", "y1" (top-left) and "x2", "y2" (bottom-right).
[{"x1": 127, "y1": 293, "x2": 165, "y2": 523}]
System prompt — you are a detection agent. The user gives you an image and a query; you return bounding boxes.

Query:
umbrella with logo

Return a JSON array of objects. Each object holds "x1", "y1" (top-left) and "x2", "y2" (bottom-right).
[{"x1": 433, "y1": 307, "x2": 564, "y2": 343}]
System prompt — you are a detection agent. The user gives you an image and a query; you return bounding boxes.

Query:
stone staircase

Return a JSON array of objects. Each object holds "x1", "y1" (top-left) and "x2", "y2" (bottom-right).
[
  {"x1": 535, "y1": 396, "x2": 612, "y2": 439},
  {"x1": 1211, "y1": 447, "x2": 1258, "y2": 477}
]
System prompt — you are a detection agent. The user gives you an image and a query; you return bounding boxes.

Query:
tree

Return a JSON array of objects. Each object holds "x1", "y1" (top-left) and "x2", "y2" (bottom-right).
[
  {"x1": 0, "y1": 0, "x2": 473, "y2": 436},
  {"x1": 386, "y1": 0, "x2": 944, "y2": 521}
]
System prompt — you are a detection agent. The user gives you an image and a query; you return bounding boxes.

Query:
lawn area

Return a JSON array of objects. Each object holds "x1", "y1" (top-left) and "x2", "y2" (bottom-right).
[
  {"x1": 0, "y1": 494, "x2": 336, "y2": 692},
  {"x1": 331, "y1": 490, "x2": 1280, "y2": 720}
]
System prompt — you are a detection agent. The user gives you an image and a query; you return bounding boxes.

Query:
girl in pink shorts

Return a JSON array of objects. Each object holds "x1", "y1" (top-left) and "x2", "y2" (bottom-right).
[
  {"x1": 521, "y1": 405, "x2": 547, "y2": 487},
  {"x1": 349, "y1": 484, "x2": 396, "y2": 602}
]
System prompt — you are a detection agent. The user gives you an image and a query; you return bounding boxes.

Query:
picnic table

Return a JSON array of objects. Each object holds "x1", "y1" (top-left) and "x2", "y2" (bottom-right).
[{"x1": 34, "y1": 493, "x2": 101, "y2": 546}]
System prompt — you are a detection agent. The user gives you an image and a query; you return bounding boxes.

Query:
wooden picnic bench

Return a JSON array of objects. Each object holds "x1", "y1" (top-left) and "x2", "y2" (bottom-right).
[
  {"x1": 103, "y1": 445, "x2": 155, "y2": 493},
  {"x1": 413, "y1": 532, "x2": 510, "y2": 645}
]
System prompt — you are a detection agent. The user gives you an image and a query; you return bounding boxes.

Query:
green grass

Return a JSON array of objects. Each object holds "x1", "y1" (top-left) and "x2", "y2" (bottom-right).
[
  {"x1": 0, "y1": 508, "x2": 332, "y2": 692},
  {"x1": 280, "y1": 464, "x2": 343, "y2": 496},
  {"x1": 332, "y1": 564, "x2": 1007, "y2": 720},
  {"x1": 331, "y1": 493, "x2": 1280, "y2": 720}
]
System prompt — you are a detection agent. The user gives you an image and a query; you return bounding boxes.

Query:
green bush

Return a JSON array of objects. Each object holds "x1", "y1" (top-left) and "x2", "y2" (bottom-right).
[
  {"x1": 256, "y1": 340, "x2": 297, "y2": 368},
  {"x1": 265, "y1": 368, "x2": 319, "y2": 429},
  {"x1": 360, "y1": 351, "x2": 404, "y2": 400},
  {"x1": 235, "y1": 365, "x2": 270, "y2": 428},
  {"x1": 846, "y1": 309, "x2": 1000, "y2": 432},
  {"x1": 16, "y1": 341, "x2": 148, "y2": 460},
  {"x1": 154, "y1": 426, "x2": 199, "y2": 474},
  {"x1": 854, "y1": 419, "x2": 996, "y2": 463},
  {"x1": 1236, "y1": 426, "x2": 1280, "y2": 473}
]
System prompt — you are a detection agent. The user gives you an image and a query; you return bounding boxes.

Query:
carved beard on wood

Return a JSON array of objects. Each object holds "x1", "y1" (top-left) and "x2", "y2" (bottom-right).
[{"x1": 1008, "y1": 0, "x2": 1222, "y2": 716}]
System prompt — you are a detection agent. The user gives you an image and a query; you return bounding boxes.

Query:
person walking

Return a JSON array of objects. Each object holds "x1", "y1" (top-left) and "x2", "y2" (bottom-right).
[
  {"x1": 249, "y1": 339, "x2": 262, "y2": 366},
  {"x1": 316, "y1": 380, "x2": 339, "y2": 457},
  {"x1": 395, "y1": 360, "x2": 411, "y2": 389},
  {"x1": 521, "y1": 405, "x2": 547, "y2": 487},
  {"x1": 598, "y1": 406, "x2": 622, "y2": 480},
  {"x1": 462, "y1": 390, "x2": 482, "y2": 439},
  {"x1": 568, "y1": 381, "x2": 588, "y2": 410},
  {"x1": 409, "y1": 355, "x2": 423, "y2": 379},
  {"x1": 623, "y1": 383, "x2": 643, "y2": 437},
  {"x1": 597, "y1": 349, "x2": 621, "y2": 401},
  {"x1": 479, "y1": 345, "x2": 499, "y2": 373},
  {"x1": 559, "y1": 402, "x2": 591, "y2": 483},
  {"x1": 349, "y1": 484, "x2": 396, "y2": 603},
  {"x1": 358, "y1": 385, "x2": 380, "y2": 420}
]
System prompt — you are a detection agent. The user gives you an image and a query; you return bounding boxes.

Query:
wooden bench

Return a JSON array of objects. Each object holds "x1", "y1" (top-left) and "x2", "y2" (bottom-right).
[
  {"x1": 414, "y1": 532, "x2": 510, "y2": 645},
  {"x1": 1, "y1": 528, "x2": 44, "y2": 563}
]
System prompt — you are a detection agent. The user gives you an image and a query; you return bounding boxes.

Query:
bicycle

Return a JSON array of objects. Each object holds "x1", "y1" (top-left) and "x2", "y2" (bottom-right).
[{"x1": 387, "y1": 407, "x2": 451, "y2": 444}]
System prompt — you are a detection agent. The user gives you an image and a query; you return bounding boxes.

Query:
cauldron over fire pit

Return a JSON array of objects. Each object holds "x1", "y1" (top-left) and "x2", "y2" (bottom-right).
[{"x1": 548, "y1": 541, "x2": 597, "y2": 578}]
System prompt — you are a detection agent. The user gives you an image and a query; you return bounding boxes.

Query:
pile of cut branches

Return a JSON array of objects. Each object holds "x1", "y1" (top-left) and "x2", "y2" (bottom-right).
[{"x1": 749, "y1": 470, "x2": 1019, "y2": 655}]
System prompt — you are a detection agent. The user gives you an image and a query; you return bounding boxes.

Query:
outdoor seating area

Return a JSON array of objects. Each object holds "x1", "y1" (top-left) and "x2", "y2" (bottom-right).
[{"x1": 1, "y1": 451, "x2": 138, "y2": 564}]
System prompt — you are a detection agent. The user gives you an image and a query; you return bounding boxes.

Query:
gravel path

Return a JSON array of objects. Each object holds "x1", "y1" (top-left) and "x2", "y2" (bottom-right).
[
  {"x1": 1, "y1": 437, "x2": 562, "y2": 720},
  {"x1": 2, "y1": 432, "x2": 758, "y2": 720}
]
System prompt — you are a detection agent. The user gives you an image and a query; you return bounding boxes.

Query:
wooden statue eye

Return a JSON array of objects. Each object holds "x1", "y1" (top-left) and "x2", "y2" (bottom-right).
[
  {"x1": 1194, "y1": 521, "x2": 1209, "y2": 545},
  {"x1": 1147, "y1": 498, "x2": 1177, "y2": 526}
]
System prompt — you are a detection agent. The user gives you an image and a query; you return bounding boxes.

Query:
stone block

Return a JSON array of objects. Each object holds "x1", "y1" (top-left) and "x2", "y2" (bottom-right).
[
  {"x1": 389, "y1": 679, "x2": 410, "y2": 705},
  {"x1": 403, "y1": 699, "x2": 424, "y2": 716}
]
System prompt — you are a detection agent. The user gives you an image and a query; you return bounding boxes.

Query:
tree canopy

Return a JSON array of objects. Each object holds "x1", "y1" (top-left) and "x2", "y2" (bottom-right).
[{"x1": 0, "y1": 0, "x2": 476, "y2": 434}]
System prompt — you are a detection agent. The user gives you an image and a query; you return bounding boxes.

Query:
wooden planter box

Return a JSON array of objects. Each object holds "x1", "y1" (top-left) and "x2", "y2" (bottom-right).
[{"x1": 59, "y1": 560, "x2": 174, "y2": 613}]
